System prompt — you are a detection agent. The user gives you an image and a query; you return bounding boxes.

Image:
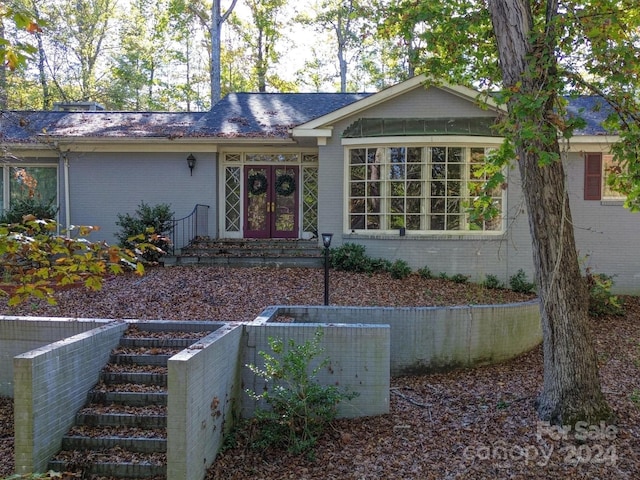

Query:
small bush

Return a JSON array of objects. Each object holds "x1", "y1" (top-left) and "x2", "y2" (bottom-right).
[
  {"x1": 116, "y1": 202, "x2": 174, "y2": 262},
  {"x1": 0, "y1": 197, "x2": 58, "y2": 224},
  {"x1": 245, "y1": 329, "x2": 357, "y2": 454},
  {"x1": 330, "y1": 243, "x2": 370, "y2": 272},
  {"x1": 370, "y1": 257, "x2": 392, "y2": 273},
  {"x1": 586, "y1": 271, "x2": 624, "y2": 317},
  {"x1": 417, "y1": 266, "x2": 432, "y2": 279},
  {"x1": 438, "y1": 272, "x2": 449, "y2": 280},
  {"x1": 450, "y1": 273, "x2": 469, "y2": 284},
  {"x1": 389, "y1": 259, "x2": 412, "y2": 279},
  {"x1": 483, "y1": 274, "x2": 504, "y2": 289},
  {"x1": 509, "y1": 269, "x2": 536, "y2": 293}
]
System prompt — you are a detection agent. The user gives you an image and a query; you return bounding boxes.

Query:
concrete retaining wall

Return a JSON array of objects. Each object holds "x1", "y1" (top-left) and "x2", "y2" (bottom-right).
[
  {"x1": 242, "y1": 324, "x2": 390, "y2": 420},
  {"x1": 0, "y1": 317, "x2": 112, "y2": 396},
  {"x1": 264, "y1": 300, "x2": 542, "y2": 375},
  {"x1": 167, "y1": 324, "x2": 244, "y2": 480},
  {"x1": 13, "y1": 321, "x2": 127, "y2": 474}
]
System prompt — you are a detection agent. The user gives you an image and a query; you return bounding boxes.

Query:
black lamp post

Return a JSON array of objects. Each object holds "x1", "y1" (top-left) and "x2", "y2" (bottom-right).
[{"x1": 321, "y1": 233, "x2": 333, "y2": 305}]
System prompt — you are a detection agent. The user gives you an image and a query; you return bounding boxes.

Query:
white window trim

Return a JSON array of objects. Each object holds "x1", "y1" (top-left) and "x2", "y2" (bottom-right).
[{"x1": 343, "y1": 143, "x2": 506, "y2": 237}]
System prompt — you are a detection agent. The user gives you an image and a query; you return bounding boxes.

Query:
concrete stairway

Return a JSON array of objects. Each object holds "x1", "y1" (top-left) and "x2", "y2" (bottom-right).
[
  {"x1": 48, "y1": 326, "x2": 207, "y2": 479},
  {"x1": 162, "y1": 238, "x2": 325, "y2": 268}
]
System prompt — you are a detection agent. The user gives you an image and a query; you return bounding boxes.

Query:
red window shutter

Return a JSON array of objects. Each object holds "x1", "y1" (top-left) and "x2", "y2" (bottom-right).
[{"x1": 584, "y1": 153, "x2": 602, "y2": 200}]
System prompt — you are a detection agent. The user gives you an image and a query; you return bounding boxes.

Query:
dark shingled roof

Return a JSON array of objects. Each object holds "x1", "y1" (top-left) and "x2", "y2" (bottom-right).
[
  {"x1": 0, "y1": 93, "x2": 614, "y2": 143},
  {"x1": 190, "y1": 92, "x2": 372, "y2": 138},
  {"x1": 564, "y1": 95, "x2": 616, "y2": 136}
]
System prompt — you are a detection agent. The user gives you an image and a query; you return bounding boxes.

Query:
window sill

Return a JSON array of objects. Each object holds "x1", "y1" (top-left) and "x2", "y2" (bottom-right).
[
  {"x1": 345, "y1": 231, "x2": 505, "y2": 241},
  {"x1": 600, "y1": 199, "x2": 624, "y2": 206}
]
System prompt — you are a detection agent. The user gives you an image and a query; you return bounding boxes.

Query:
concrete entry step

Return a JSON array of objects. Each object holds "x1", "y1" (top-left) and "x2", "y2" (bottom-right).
[
  {"x1": 47, "y1": 325, "x2": 206, "y2": 479},
  {"x1": 163, "y1": 237, "x2": 325, "y2": 268}
]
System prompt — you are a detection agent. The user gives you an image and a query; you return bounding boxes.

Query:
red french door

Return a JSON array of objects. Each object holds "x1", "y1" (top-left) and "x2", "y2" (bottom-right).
[{"x1": 244, "y1": 165, "x2": 299, "y2": 238}]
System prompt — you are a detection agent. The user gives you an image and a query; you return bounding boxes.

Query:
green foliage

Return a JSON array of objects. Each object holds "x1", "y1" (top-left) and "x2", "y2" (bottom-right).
[
  {"x1": 586, "y1": 271, "x2": 625, "y2": 317},
  {"x1": 115, "y1": 202, "x2": 174, "y2": 262},
  {"x1": 482, "y1": 274, "x2": 504, "y2": 290},
  {"x1": 450, "y1": 273, "x2": 469, "y2": 284},
  {"x1": 438, "y1": 272, "x2": 449, "y2": 280},
  {"x1": 509, "y1": 269, "x2": 536, "y2": 294},
  {"x1": 631, "y1": 389, "x2": 640, "y2": 407},
  {"x1": 329, "y1": 242, "x2": 369, "y2": 272},
  {"x1": 417, "y1": 265, "x2": 433, "y2": 279},
  {"x1": 0, "y1": 198, "x2": 59, "y2": 225},
  {"x1": 388, "y1": 259, "x2": 412, "y2": 279},
  {"x1": 245, "y1": 329, "x2": 358, "y2": 454},
  {"x1": 329, "y1": 243, "x2": 386, "y2": 274},
  {"x1": 0, "y1": 218, "x2": 145, "y2": 306}
]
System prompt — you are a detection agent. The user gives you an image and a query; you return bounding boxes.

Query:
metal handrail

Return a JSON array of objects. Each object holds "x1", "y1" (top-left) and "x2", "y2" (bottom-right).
[{"x1": 169, "y1": 204, "x2": 210, "y2": 255}]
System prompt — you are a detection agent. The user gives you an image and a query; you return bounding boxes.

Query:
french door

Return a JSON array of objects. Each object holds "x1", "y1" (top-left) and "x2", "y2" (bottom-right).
[{"x1": 244, "y1": 165, "x2": 299, "y2": 238}]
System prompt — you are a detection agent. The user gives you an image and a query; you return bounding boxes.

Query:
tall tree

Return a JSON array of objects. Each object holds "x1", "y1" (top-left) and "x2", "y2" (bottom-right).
[
  {"x1": 387, "y1": 0, "x2": 640, "y2": 424},
  {"x1": 210, "y1": 0, "x2": 239, "y2": 103},
  {"x1": 299, "y1": 0, "x2": 364, "y2": 92},
  {"x1": 46, "y1": 0, "x2": 117, "y2": 102},
  {"x1": 232, "y1": 0, "x2": 288, "y2": 93}
]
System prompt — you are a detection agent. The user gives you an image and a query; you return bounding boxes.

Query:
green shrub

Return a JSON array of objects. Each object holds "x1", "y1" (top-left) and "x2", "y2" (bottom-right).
[
  {"x1": 370, "y1": 257, "x2": 392, "y2": 273},
  {"x1": 0, "y1": 197, "x2": 58, "y2": 224},
  {"x1": 389, "y1": 259, "x2": 412, "y2": 279},
  {"x1": 438, "y1": 272, "x2": 449, "y2": 280},
  {"x1": 483, "y1": 274, "x2": 504, "y2": 289},
  {"x1": 245, "y1": 329, "x2": 358, "y2": 454},
  {"x1": 417, "y1": 266, "x2": 433, "y2": 279},
  {"x1": 450, "y1": 273, "x2": 470, "y2": 284},
  {"x1": 509, "y1": 269, "x2": 536, "y2": 293},
  {"x1": 586, "y1": 271, "x2": 624, "y2": 317},
  {"x1": 115, "y1": 202, "x2": 174, "y2": 262},
  {"x1": 329, "y1": 243, "x2": 370, "y2": 272}
]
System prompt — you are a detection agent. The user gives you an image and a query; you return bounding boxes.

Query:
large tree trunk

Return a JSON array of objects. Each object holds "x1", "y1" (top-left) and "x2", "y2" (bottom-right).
[
  {"x1": 488, "y1": 0, "x2": 611, "y2": 424},
  {"x1": 0, "y1": 19, "x2": 7, "y2": 110},
  {"x1": 210, "y1": 0, "x2": 238, "y2": 105}
]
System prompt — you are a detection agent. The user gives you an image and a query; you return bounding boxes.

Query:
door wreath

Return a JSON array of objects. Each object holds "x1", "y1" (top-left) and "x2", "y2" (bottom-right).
[
  {"x1": 275, "y1": 173, "x2": 296, "y2": 197},
  {"x1": 248, "y1": 172, "x2": 268, "y2": 195}
]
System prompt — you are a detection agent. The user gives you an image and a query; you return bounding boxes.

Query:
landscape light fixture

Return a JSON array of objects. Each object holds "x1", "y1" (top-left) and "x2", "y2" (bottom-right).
[
  {"x1": 187, "y1": 154, "x2": 196, "y2": 176},
  {"x1": 321, "y1": 233, "x2": 333, "y2": 305}
]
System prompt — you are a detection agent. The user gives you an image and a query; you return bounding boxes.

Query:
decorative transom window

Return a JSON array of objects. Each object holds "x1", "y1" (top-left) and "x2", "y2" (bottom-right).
[{"x1": 347, "y1": 146, "x2": 503, "y2": 233}]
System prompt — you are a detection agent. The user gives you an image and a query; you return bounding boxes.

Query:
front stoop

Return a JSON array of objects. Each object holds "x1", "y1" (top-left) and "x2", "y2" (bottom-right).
[
  {"x1": 47, "y1": 326, "x2": 210, "y2": 479},
  {"x1": 162, "y1": 238, "x2": 325, "y2": 268}
]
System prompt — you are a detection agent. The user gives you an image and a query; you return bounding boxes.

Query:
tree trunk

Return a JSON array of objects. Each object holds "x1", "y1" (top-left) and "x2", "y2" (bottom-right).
[
  {"x1": 210, "y1": 0, "x2": 238, "y2": 105},
  {"x1": 0, "y1": 19, "x2": 7, "y2": 109},
  {"x1": 488, "y1": 0, "x2": 611, "y2": 424}
]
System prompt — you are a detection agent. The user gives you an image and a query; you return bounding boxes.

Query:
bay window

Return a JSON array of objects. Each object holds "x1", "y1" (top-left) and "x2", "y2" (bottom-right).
[{"x1": 347, "y1": 146, "x2": 503, "y2": 233}]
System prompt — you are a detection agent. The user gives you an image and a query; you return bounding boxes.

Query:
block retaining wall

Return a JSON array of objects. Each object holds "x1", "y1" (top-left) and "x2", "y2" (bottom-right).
[{"x1": 260, "y1": 300, "x2": 542, "y2": 375}]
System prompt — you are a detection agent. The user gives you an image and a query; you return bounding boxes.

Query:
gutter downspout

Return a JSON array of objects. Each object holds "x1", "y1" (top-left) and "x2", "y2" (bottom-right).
[{"x1": 63, "y1": 154, "x2": 70, "y2": 236}]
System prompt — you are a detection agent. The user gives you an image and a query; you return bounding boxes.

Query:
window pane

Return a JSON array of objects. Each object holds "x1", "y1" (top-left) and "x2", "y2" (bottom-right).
[
  {"x1": 406, "y1": 198, "x2": 421, "y2": 213},
  {"x1": 407, "y1": 181, "x2": 422, "y2": 196},
  {"x1": 367, "y1": 215, "x2": 380, "y2": 229},
  {"x1": 10, "y1": 167, "x2": 57, "y2": 205},
  {"x1": 351, "y1": 182, "x2": 366, "y2": 196},
  {"x1": 350, "y1": 199, "x2": 365, "y2": 213},
  {"x1": 390, "y1": 181, "x2": 405, "y2": 196},
  {"x1": 390, "y1": 197, "x2": 405, "y2": 213},
  {"x1": 351, "y1": 149, "x2": 366, "y2": 164},
  {"x1": 351, "y1": 165, "x2": 366, "y2": 181}
]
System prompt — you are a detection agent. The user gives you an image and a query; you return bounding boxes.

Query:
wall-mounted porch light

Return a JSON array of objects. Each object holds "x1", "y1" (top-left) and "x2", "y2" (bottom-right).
[{"x1": 187, "y1": 154, "x2": 196, "y2": 176}]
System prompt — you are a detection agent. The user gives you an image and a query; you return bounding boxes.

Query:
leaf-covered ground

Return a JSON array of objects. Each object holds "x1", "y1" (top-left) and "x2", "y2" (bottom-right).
[{"x1": 1, "y1": 266, "x2": 639, "y2": 479}]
